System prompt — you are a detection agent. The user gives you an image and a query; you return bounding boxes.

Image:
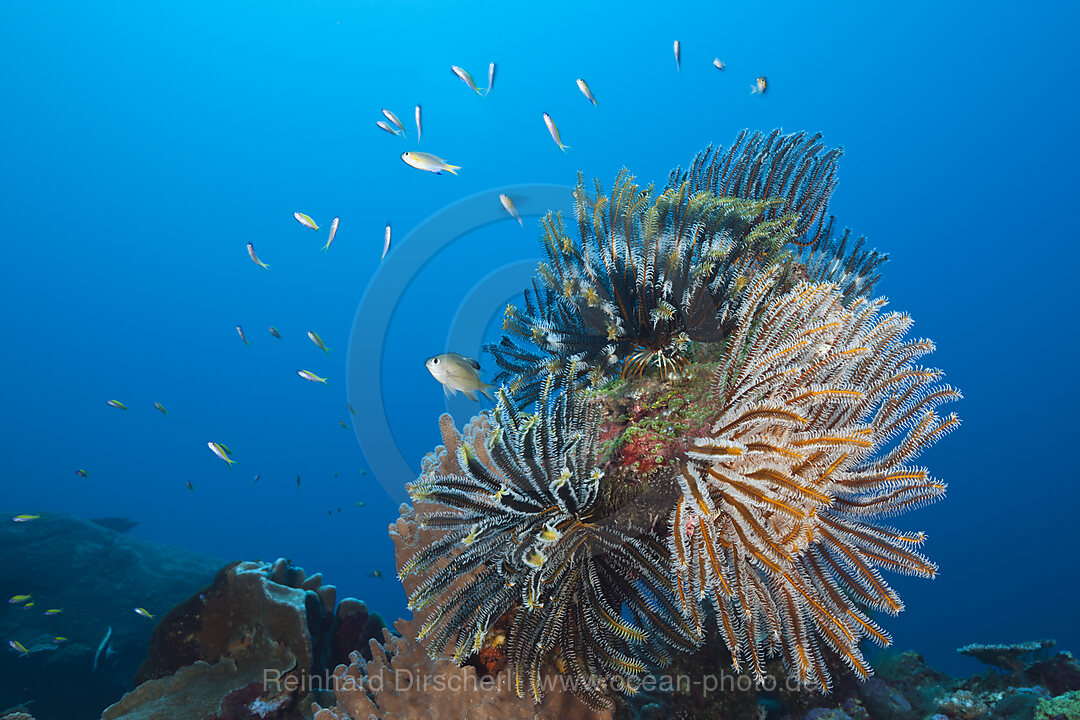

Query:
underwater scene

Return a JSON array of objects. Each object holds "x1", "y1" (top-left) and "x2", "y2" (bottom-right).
[{"x1": 2, "y1": 1, "x2": 1078, "y2": 719}]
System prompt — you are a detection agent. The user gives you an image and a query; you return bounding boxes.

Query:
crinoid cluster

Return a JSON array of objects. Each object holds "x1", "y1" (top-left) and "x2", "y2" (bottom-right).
[
  {"x1": 670, "y1": 272, "x2": 960, "y2": 692},
  {"x1": 486, "y1": 130, "x2": 887, "y2": 404},
  {"x1": 399, "y1": 366, "x2": 700, "y2": 710}
]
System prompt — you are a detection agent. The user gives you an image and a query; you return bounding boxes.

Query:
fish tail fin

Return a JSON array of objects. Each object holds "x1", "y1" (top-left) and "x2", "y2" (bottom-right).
[
  {"x1": 446, "y1": 165, "x2": 461, "y2": 175},
  {"x1": 226, "y1": 457, "x2": 236, "y2": 467}
]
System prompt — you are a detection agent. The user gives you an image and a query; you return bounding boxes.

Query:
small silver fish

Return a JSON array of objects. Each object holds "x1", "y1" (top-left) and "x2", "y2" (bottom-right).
[
  {"x1": 382, "y1": 222, "x2": 391, "y2": 260},
  {"x1": 294, "y1": 212, "x2": 318, "y2": 231},
  {"x1": 9, "y1": 640, "x2": 28, "y2": 656},
  {"x1": 308, "y1": 330, "x2": 332, "y2": 355},
  {"x1": 451, "y1": 65, "x2": 482, "y2": 95},
  {"x1": 415, "y1": 104, "x2": 422, "y2": 141},
  {"x1": 486, "y1": 62, "x2": 496, "y2": 95},
  {"x1": 425, "y1": 353, "x2": 495, "y2": 401},
  {"x1": 322, "y1": 217, "x2": 339, "y2": 252},
  {"x1": 133, "y1": 607, "x2": 155, "y2": 620},
  {"x1": 576, "y1": 78, "x2": 598, "y2": 106},
  {"x1": 236, "y1": 325, "x2": 250, "y2": 345},
  {"x1": 674, "y1": 40, "x2": 681, "y2": 70},
  {"x1": 107, "y1": 400, "x2": 127, "y2": 411},
  {"x1": 376, "y1": 120, "x2": 401, "y2": 137},
  {"x1": 247, "y1": 242, "x2": 269, "y2": 269},
  {"x1": 208, "y1": 442, "x2": 235, "y2": 467},
  {"x1": 401, "y1": 151, "x2": 461, "y2": 175},
  {"x1": 499, "y1": 194, "x2": 523, "y2": 226},
  {"x1": 542, "y1": 112, "x2": 568, "y2": 152},
  {"x1": 752, "y1": 75, "x2": 767, "y2": 94},
  {"x1": 713, "y1": 58, "x2": 725, "y2": 71},
  {"x1": 381, "y1": 108, "x2": 405, "y2": 137},
  {"x1": 269, "y1": 326, "x2": 281, "y2": 339},
  {"x1": 154, "y1": 402, "x2": 167, "y2": 415},
  {"x1": 297, "y1": 370, "x2": 328, "y2": 384}
]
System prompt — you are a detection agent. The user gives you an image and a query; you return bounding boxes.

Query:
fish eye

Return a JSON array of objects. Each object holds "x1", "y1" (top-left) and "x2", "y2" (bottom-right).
[{"x1": 432, "y1": 357, "x2": 439, "y2": 364}]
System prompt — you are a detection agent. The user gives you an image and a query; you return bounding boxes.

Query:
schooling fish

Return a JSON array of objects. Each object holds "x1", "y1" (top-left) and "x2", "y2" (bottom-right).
[
  {"x1": 76, "y1": 469, "x2": 89, "y2": 478},
  {"x1": 8, "y1": 595, "x2": 31, "y2": 604},
  {"x1": 154, "y1": 402, "x2": 167, "y2": 415},
  {"x1": 542, "y1": 112, "x2": 568, "y2": 152},
  {"x1": 43, "y1": 608, "x2": 63, "y2": 616},
  {"x1": 414, "y1": 104, "x2": 422, "y2": 141},
  {"x1": 348, "y1": 403, "x2": 357, "y2": 414},
  {"x1": 576, "y1": 78, "x2": 598, "y2": 106},
  {"x1": 294, "y1": 212, "x2": 319, "y2": 231},
  {"x1": 308, "y1": 330, "x2": 332, "y2": 355},
  {"x1": 752, "y1": 75, "x2": 767, "y2": 94},
  {"x1": 425, "y1": 353, "x2": 495, "y2": 401},
  {"x1": 713, "y1": 58, "x2": 726, "y2": 70},
  {"x1": 269, "y1": 326, "x2": 281, "y2": 339},
  {"x1": 486, "y1": 62, "x2": 496, "y2": 94},
  {"x1": 208, "y1": 441, "x2": 236, "y2": 467},
  {"x1": 451, "y1": 65, "x2": 482, "y2": 95},
  {"x1": 673, "y1": 40, "x2": 681, "y2": 70},
  {"x1": 339, "y1": 421, "x2": 349, "y2": 430},
  {"x1": 322, "y1": 216, "x2": 339, "y2": 252},
  {"x1": 12, "y1": 515, "x2": 39, "y2": 523},
  {"x1": 52, "y1": 636, "x2": 67, "y2": 644},
  {"x1": 107, "y1": 400, "x2": 127, "y2": 411},
  {"x1": 186, "y1": 481, "x2": 194, "y2": 491},
  {"x1": 401, "y1": 151, "x2": 460, "y2": 175},
  {"x1": 297, "y1": 370, "x2": 328, "y2": 384},
  {"x1": 383, "y1": 222, "x2": 391, "y2": 260},
  {"x1": 376, "y1": 120, "x2": 401, "y2": 137},
  {"x1": 253, "y1": 474, "x2": 260, "y2": 484},
  {"x1": 381, "y1": 108, "x2": 406, "y2": 137},
  {"x1": 236, "y1": 325, "x2": 250, "y2": 345},
  {"x1": 134, "y1": 607, "x2": 155, "y2": 620},
  {"x1": 247, "y1": 242, "x2": 270, "y2": 270},
  {"x1": 9, "y1": 640, "x2": 28, "y2": 656},
  {"x1": 499, "y1": 193, "x2": 523, "y2": 226},
  {"x1": 368, "y1": 570, "x2": 383, "y2": 579}
]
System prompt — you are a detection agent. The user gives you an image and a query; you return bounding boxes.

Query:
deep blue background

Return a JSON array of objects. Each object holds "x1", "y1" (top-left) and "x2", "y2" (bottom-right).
[{"x1": 1, "y1": 0, "x2": 1077, "y2": 679}]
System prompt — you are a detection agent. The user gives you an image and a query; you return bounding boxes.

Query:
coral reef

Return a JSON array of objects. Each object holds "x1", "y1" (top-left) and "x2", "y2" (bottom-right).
[
  {"x1": 105, "y1": 558, "x2": 384, "y2": 720},
  {"x1": 959, "y1": 640, "x2": 1056, "y2": 673},
  {"x1": 0, "y1": 511, "x2": 223, "y2": 720}
]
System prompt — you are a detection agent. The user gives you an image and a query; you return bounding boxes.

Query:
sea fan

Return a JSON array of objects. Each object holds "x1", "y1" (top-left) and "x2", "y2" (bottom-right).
[
  {"x1": 670, "y1": 272, "x2": 960, "y2": 691},
  {"x1": 487, "y1": 130, "x2": 886, "y2": 405},
  {"x1": 400, "y1": 366, "x2": 700, "y2": 710}
]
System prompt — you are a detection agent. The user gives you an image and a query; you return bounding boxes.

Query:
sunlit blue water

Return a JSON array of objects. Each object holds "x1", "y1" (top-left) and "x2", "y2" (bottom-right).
[{"x1": 1, "y1": 0, "x2": 1077, "y2": 681}]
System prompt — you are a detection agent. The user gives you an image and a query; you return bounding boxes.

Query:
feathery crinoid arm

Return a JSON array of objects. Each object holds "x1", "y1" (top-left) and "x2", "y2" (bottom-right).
[{"x1": 670, "y1": 278, "x2": 958, "y2": 692}]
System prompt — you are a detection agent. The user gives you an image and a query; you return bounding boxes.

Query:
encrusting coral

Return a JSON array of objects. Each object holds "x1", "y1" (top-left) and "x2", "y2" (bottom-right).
[{"x1": 391, "y1": 129, "x2": 959, "y2": 712}]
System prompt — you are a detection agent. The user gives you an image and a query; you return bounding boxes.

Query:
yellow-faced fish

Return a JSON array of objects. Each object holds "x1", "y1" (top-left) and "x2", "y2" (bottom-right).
[
  {"x1": 294, "y1": 212, "x2": 319, "y2": 231},
  {"x1": 297, "y1": 370, "x2": 328, "y2": 384},
  {"x1": 451, "y1": 65, "x2": 482, "y2": 95},
  {"x1": 499, "y1": 194, "x2": 523, "y2": 226},
  {"x1": 269, "y1": 326, "x2": 281, "y2": 339},
  {"x1": 154, "y1": 402, "x2": 167, "y2": 416},
  {"x1": 12, "y1": 515, "x2": 39, "y2": 523},
  {"x1": 107, "y1": 400, "x2": 127, "y2": 411},
  {"x1": 43, "y1": 608, "x2": 63, "y2": 616},
  {"x1": 382, "y1": 222, "x2": 391, "y2": 260},
  {"x1": 186, "y1": 480, "x2": 194, "y2": 491},
  {"x1": 401, "y1": 151, "x2": 460, "y2": 175},
  {"x1": 134, "y1": 607, "x2": 155, "y2": 620},
  {"x1": 752, "y1": 75, "x2": 767, "y2": 94},
  {"x1": 576, "y1": 78, "x2": 598, "y2": 106},
  {"x1": 308, "y1": 330, "x2": 332, "y2": 355},
  {"x1": 713, "y1": 58, "x2": 726, "y2": 71},
  {"x1": 246, "y1": 242, "x2": 270, "y2": 270},
  {"x1": 425, "y1": 353, "x2": 495, "y2": 401},
  {"x1": 486, "y1": 62, "x2": 496, "y2": 94},
  {"x1": 322, "y1": 216, "x2": 339, "y2": 252},
  {"x1": 76, "y1": 469, "x2": 88, "y2": 478},
  {"x1": 674, "y1": 40, "x2": 681, "y2": 70},
  {"x1": 376, "y1": 120, "x2": 401, "y2": 137},
  {"x1": 236, "y1": 325, "x2": 250, "y2": 345},
  {"x1": 542, "y1": 112, "x2": 568, "y2": 152},
  {"x1": 8, "y1": 595, "x2": 31, "y2": 604},
  {"x1": 208, "y1": 441, "x2": 236, "y2": 467},
  {"x1": 414, "y1": 104, "x2": 422, "y2": 141},
  {"x1": 9, "y1": 640, "x2": 28, "y2": 656},
  {"x1": 381, "y1": 108, "x2": 405, "y2": 137}
]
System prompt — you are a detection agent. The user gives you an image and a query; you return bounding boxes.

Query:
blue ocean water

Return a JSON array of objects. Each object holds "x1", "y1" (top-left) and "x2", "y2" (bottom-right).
[{"x1": 1, "y1": 0, "x2": 1077, "y2": 685}]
